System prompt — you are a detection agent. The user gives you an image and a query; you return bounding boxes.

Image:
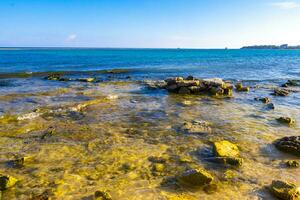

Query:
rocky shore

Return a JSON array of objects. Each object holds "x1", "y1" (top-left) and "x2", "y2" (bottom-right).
[{"x1": 0, "y1": 75, "x2": 299, "y2": 199}]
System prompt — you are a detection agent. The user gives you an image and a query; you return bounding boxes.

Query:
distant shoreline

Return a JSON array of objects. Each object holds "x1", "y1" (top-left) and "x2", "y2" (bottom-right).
[{"x1": 241, "y1": 44, "x2": 300, "y2": 50}]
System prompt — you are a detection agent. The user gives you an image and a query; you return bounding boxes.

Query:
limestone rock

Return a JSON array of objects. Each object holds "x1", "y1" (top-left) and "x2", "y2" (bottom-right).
[
  {"x1": 270, "y1": 180, "x2": 300, "y2": 200},
  {"x1": 0, "y1": 174, "x2": 18, "y2": 191},
  {"x1": 181, "y1": 120, "x2": 212, "y2": 135},
  {"x1": 213, "y1": 140, "x2": 240, "y2": 158},
  {"x1": 274, "y1": 136, "x2": 300, "y2": 156},
  {"x1": 177, "y1": 168, "x2": 214, "y2": 186}
]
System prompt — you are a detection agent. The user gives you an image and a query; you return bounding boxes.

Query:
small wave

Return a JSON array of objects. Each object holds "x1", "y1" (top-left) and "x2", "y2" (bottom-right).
[{"x1": 0, "y1": 69, "x2": 134, "y2": 79}]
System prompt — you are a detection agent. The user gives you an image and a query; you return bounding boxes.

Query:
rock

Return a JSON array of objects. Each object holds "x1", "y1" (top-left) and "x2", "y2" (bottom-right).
[
  {"x1": 145, "y1": 80, "x2": 167, "y2": 90},
  {"x1": 203, "y1": 183, "x2": 219, "y2": 194},
  {"x1": 94, "y1": 190, "x2": 112, "y2": 200},
  {"x1": 180, "y1": 120, "x2": 212, "y2": 135},
  {"x1": 282, "y1": 80, "x2": 298, "y2": 87},
  {"x1": 285, "y1": 160, "x2": 299, "y2": 168},
  {"x1": 235, "y1": 82, "x2": 250, "y2": 92},
  {"x1": 269, "y1": 180, "x2": 300, "y2": 200},
  {"x1": 177, "y1": 168, "x2": 214, "y2": 186},
  {"x1": 148, "y1": 156, "x2": 167, "y2": 163},
  {"x1": 6, "y1": 156, "x2": 31, "y2": 168},
  {"x1": 0, "y1": 174, "x2": 18, "y2": 190},
  {"x1": 255, "y1": 97, "x2": 271, "y2": 103},
  {"x1": 277, "y1": 117, "x2": 296, "y2": 125},
  {"x1": 45, "y1": 74, "x2": 61, "y2": 81},
  {"x1": 272, "y1": 88, "x2": 290, "y2": 96},
  {"x1": 178, "y1": 87, "x2": 191, "y2": 94},
  {"x1": 203, "y1": 78, "x2": 225, "y2": 87},
  {"x1": 266, "y1": 103, "x2": 275, "y2": 110},
  {"x1": 186, "y1": 75, "x2": 194, "y2": 80},
  {"x1": 211, "y1": 157, "x2": 243, "y2": 167},
  {"x1": 212, "y1": 141, "x2": 242, "y2": 166},
  {"x1": 152, "y1": 163, "x2": 165, "y2": 172},
  {"x1": 274, "y1": 136, "x2": 300, "y2": 156},
  {"x1": 30, "y1": 189, "x2": 53, "y2": 200},
  {"x1": 213, "y1": 141, "x2": 240, "y2": 158}
]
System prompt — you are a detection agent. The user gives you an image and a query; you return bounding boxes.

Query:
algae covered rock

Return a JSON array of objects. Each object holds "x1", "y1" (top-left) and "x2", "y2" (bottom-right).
[
  {"x1": 212, "y1": 140, "x2": 243, "y2": 166},
  {"x1": 274, "y1": 136, "x2": 300, "y2": 156},
  {"x1": 282, "y1": 80, "x2": 298, "y2": 87},
  {"x1": 285, "y1": 160, "x2": 299, "y2": 168},
  {"x1": 177, "y1": 168, "x2": 214, "y2": 186},
  {"x1": 255, "y1": 97, "x2": 271, "y2": 103},
  {"x1": 277, "y1": 117, "x2": 296, "y2": 125},
  {"x1": 235, "y1": 82, "x2": 250, "y2": 92},
  {"x1": 272, "y1": 88, "x2": 290, "y2": 96},
  {"x1": 270, "y1": 180, "x2": 300, "y2": 200},
  {"x1": 213, "y1": 140, "x2": 240, "y2": 158},
  {"x1": 0, "y1": 174, "x2": 18, "y2": 190},
  {"x1": 94, "y1": 190, "x2": 112, "y2": 200},
  {"x1": 180, "y1": 120, "x2": 212, "y2": 135}
]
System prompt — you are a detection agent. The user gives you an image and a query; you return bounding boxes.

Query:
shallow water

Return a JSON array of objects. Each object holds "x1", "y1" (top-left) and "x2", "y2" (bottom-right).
[{"x1": 0, "y1": 49, "x2": 299, "y2": 199}]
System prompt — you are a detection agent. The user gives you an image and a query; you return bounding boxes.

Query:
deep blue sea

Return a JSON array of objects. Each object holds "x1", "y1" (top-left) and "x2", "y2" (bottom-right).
[{"x1": 1, "y1": 48, "x2": 300, "y2": 81}]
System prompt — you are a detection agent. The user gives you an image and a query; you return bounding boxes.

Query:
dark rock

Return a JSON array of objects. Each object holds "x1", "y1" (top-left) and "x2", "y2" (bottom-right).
[
  {"x1": 0, "y1": 174, "x2": 18, "y2": 191},
  {"x1": 266, "y1": 103, "x2": 275, "y2": 110},
  {"x1": 178, "y1": 87, "x2": 191, "y2": 94},
  {"x1": 186, "y1": 75, "x2": 194, "y2": 80},
  {"x1": 277, "y1": 117, "x2": 296, "y2": 125},
  {"x1": 274, "y1": 136, "x2": 300, "y2": 156},
  {"x1": 177, "y1": 168, "x2": 214, "y2": 186},
  {"x1": 285, "y1": 160, "x2": 299, "y2": 168},
  {"x1": 269, "y1": 180, "x2": 300, "y2": 200},
  {"x1": 94, "y1": 190, "x2": 112, "y2": 200},
  {"x1": 180, "y1": 120, "x2": 212, "y2": 135},
  {"x1": 272, "y1": 88, "x2": 290, "y2": 96},
  {"x1": 255, "y1": 97, "x2": 271, "y2": 103},
  {"x1": 45, "y1": 74, "x2": 61, "y2": 81},
  {"x1": 282, "y1": 80, "x2": 298, "y2": 87}
]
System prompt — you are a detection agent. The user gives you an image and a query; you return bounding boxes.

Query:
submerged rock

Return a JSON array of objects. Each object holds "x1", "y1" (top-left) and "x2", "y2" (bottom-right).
[
  {"x1": 266, "y1": 103, "x2": 275, "y2": 110},
  {"x1": 6, "y1": 156, "x2": 31, "y2": 168},
  {"x1": 282, "y1": 80, "x2": 298, "y2": 87},
  {"x1": 45, "y1": 74, "x2": 61, "y2": 81},
  {"x1": 177, "y1": 168, "x2": 214, "y2": 186},
  {"x1": 180, "y1": 120, "x2": 212, "y2": 135},
  {"x1": 285, "y1": 160, "x2": 299, "y2": 168},
  {"x1": 255, "y1": 97, "x2": 271, "y2": 103},
  {"x1": 272, "y1": 88, "x2": 290, "y2": 96},
  {"x1": 94, "y1": 190, "x2": 112, "y2": 200},
  {"x1": 0, "y1": 174, "x2": 18, "y2": 190},
  {"x1": 274, "y1": 136, "x2": 300, "y2": 156},
  {"x1": 77, "y1": 77, "x2": 96, "y2": 82},
  {"x1": 235, "y1": 82, "x2": 250, "y2": 92},
  {"x1": 269, "y1": 180, "x2": 300, "y2": 200},
  {"x1": 277, "y1": 117, "x2": 296, "y2": 125}
]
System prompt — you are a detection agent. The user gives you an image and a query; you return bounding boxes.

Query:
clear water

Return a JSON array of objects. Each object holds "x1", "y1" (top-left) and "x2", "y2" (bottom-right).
[{"x1": 0, "y1": 48, "x2": 299, "y2": 200}]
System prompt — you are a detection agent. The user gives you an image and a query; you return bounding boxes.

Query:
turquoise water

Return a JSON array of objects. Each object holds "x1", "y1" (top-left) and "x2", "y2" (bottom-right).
[{"x1": 1, "y1": 48, "x2": 300, "y2": 81}]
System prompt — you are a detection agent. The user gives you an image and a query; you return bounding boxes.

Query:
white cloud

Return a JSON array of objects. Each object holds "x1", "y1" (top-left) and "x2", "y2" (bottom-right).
[
  {"x1": 271, "y1": 1, "x2": 300, "y2": 9},
  {"x1": 66, "y1": 34, "x2": 77, "y2": 41}
]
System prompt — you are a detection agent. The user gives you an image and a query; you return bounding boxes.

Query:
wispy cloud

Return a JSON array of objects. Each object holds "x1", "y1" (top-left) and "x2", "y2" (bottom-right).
[
  {"x1": 271, "y1": 1, "x2": 300, "y2": 9},
  {"x1": 66, "y1": 34, "x2": 77, "y2": 41}
]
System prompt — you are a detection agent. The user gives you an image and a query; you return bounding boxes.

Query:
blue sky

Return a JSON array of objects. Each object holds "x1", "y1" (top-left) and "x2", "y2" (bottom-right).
[{"x1": 1, "y1": 0, "x2": 300, "y2": 48}]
